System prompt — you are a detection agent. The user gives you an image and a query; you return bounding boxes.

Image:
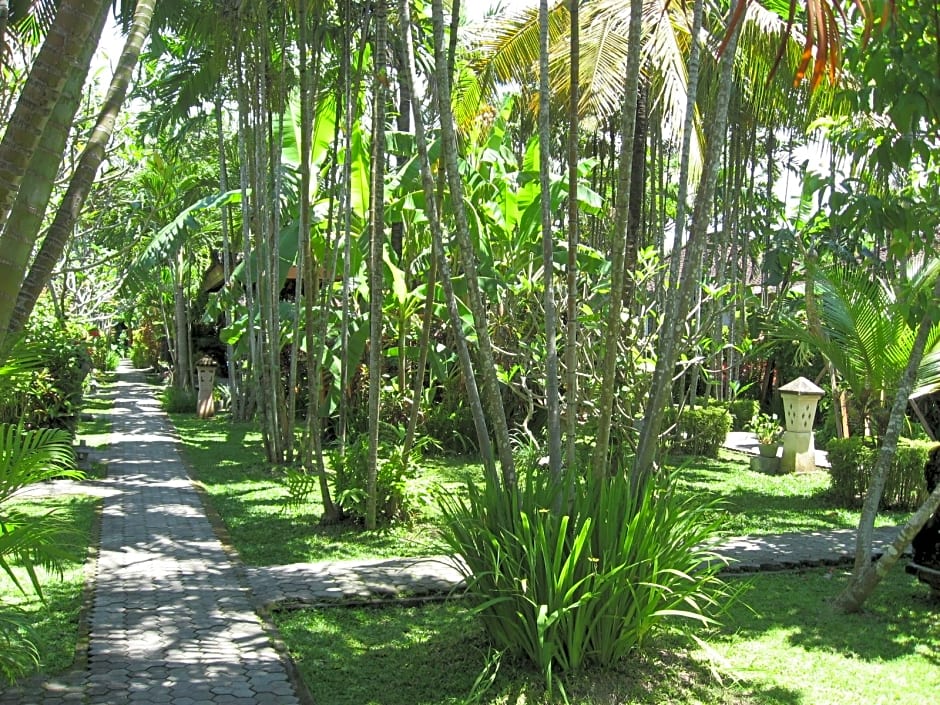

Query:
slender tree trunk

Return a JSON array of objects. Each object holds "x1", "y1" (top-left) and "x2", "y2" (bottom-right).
[
  {"x1": 10, "y1": 0, "x2": 155, "y2": 335},
  {"x1": 215, "y1": 99, "x2": 246, "y2": 420},
  {"x1": 0, "y1": 0, "x2": 108, "y2": 350},
  {"x1": 564, "y1": 0, "x2": 580, "y2": 472},
  {"x1": 836, "y1": 483, "x2": 940, "y2": 612},
  {"x1": 838, "y1": 275, "x2": 940, "y2": 610},
  {"x1": 622, "y1": 79, "x2": 648, "y2": 314},
  {"x1": 365, "y1": 0, "x2": 389, "y2": 529},
  {"x1": 538, "y1": 0, "x2": 561, "y2": 480},
  {"x1": 431, "y1": 0, "x2": 515, "y2": 487},
  {"x1": 633, "y1": 0, "x2": 741, "y2": 486},
  {"x1": 172, "y1": 253, "x2": 192, "y2": 390},
  {"x1": 665, "y1": 0, "x2": 706, "y2": 299},
  {"x1": 402, "y1": 258, "x2": 437, "y2": 464},
  {"x1": 591, "y1": 0, "x2": 644, "y2": 479},
  {"x1": 400, "y1": 0, "x2": 498, "y2": 483},
  {"x1": 296, "y1": 0, "x2": 338, "y2": 519},
  {"x1": 0, "y1": 1, "x2": 9, "y2": 56}
]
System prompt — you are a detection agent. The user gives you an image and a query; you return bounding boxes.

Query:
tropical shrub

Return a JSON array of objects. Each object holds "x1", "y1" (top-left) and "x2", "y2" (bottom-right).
[
  {"x1": 0, "y1": 326, "x2": 91, "y2": 432},
  {"x1": 672, "y1": 406, "x2": 732, "y2": 457},
  {"x1": 129, "y1": 319, "x2": 163, "y2": 370},
  {"x1": 727, "y1": 399, "x2": 760, "y2": 431},
  {"x1": 331, "y1": 428, "x2": 437, "y2": 524},
  {"x1": 160, "y1": 386, "x2": 197, "y2": 413},
  {"x1": 87, "y1": 334, "x2": 121, "y2": 372},
  {"x1": 827, "y1": 436, "x2": 936, "y2": 510},
  {"x1": 438, "y1": 464, "x2": 734, "y2": 687}
]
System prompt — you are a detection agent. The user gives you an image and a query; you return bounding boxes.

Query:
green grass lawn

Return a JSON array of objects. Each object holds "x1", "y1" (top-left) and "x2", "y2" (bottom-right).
[
  {"x1": 0, "y1": 495, "x2": 98, "y2": 680},
  {"x1": 275, "y1": 567, "x2": 939, "y2": 705},
  {"x1": 170, "y1": 413, "x2": 907, "y2": 566},
  {"x1": 670, "y1": 452, "x2": 907, "y2": 536}
]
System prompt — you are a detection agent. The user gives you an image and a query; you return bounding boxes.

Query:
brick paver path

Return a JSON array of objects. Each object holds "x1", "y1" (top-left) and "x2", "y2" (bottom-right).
[{"x1": 1, "y1": 365, "x2": 304, "y2": 705}]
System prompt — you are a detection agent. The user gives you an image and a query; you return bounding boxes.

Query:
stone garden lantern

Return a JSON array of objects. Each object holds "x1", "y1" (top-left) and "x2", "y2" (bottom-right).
[
  {"x1": 779, "y1": 376, "x2": 826, "y2": 473},
  {"x1": 195, "y1": 356, "x2": 217, "y2": 419}
]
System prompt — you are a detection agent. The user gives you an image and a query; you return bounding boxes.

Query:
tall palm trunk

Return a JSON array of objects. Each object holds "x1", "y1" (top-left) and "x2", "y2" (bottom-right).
[
  {"x1": 538, "y1": 0, "x2": 561, "y2": 480},
  {"x1": 10, "y1": 0, "x2": 156, "y2": 335},
  {"x1": 215, "y1": 98, "x2": 250, "y2": 421},
  {"x1": 591, "y1": 0, "x2": 645, "y2": 479},
  {"x1": 399, "y1": 0, "x2": 497, "y2": 483},
  {"x1": 431, "y1": 0, "x2": 515, "y2": 487},
  {"x1": 0, "y1": 0, "x2": 107, "y2": 350},
  {"x1": 2, "y1": 2, "x2": 109, "y2": 336},
  {"x1": 172, "y1": 251, "x2": 192, "y2": 390},
  {"x1": 365, "y1": 0, "x2": 389, "y2": 530},
  {"x1": 633, "y1": 0, "x2": 742, "y2": 486},
  {"x1": 293, "y1": 0, "x2": 337, "y2": 519},
  {"x1": 564, "y1": 0, "x2": 581, "y2": 472},
  {"x1": 621, "y1": 79, "x2": 648, "y2": 313}
]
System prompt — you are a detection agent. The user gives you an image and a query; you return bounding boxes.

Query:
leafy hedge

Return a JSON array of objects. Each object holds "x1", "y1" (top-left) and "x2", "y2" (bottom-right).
[
  {"x1": 672, "y1": 406, "x2": 732, "y2": 458},
  {"x1": 716, "y1": 399, "x2": 760, "y2": 431},
  {"x1": 0, "y1": 323, "x2": 91, "y2": 432},
  {"x1": 827, "y1": 437, "x2": 936, "y2": 510}
]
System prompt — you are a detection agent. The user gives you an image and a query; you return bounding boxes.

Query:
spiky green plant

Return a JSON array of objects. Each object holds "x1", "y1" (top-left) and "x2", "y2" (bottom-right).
[{"x1": 438, "y1": 463, "x2": 736, "y2": 689}]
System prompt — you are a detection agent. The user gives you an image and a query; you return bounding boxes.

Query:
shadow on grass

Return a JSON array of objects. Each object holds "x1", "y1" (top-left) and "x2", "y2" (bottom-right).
[
  {"x1": 210, "y1": 491, "x2": 447, "y2": 564},
  {"x1": 722, "y1": 568, "x2": 940, "y2": 666},
  {"x1": 0, "y1": 579, "x2": 85, "y2": 678},
  {"x1": 276, "y1": 600, "x2": 804, "y2": 705}
]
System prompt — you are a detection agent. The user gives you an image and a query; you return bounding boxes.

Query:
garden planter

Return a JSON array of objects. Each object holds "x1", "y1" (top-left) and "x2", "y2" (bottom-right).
[{"x1": 758, "y1": 443, "x2": 779, "y2": 458}]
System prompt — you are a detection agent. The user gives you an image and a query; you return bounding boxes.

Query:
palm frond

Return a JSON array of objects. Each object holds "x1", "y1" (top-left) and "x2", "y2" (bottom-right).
[{"x1": 0, "y1": 423, "x2": 78, "y2": 505}]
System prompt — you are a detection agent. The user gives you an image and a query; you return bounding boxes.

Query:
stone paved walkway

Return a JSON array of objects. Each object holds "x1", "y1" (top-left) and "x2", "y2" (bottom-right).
[
  {"x1": 0, "y1": 365, "x2": 912, "y2": 703},
  {"x1": 2, "y1": 366, "x2": 303, "y2": 705}
]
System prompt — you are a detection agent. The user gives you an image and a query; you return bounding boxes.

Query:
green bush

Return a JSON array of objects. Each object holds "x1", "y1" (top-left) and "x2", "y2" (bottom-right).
[
  {"x1": 827, "y1": 436, "x2": 936, "y2": 510},
  {"x1": 87, "y1": 335, "x2": 121, "y2": 372},
  {"x1": 331, "y1": 428, "x2": 436, "y2": 524},
  {"x1": 673, "y1": 406, "x2": 732, "y2": 458},
  {"x1": 0, "y1": 322, "x2": 91, "y2": 432},
  {"x1": 159, "y1": 386, "x2": 197, "y2": 414},
  {"x1": 727, "y1": 399, "x2": 759, "y2": 431},
  {"x1": 438, "y1": 466, "x2": 734, "y2": 687}
]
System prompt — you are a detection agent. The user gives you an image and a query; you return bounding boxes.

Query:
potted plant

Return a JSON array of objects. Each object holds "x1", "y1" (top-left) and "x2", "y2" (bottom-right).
[{"x1": 749, "y1": 412, "x2": 782, "y2": 457}]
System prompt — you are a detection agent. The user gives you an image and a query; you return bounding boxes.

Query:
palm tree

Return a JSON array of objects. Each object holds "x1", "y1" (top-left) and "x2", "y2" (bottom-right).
[
  {"x1": 431, "y1": 0, "x2": 516, "y2": 487},
  {"x1": 563, "y1": 0, "x2": 580, "y2": 472},
  {"x1": 365, "y1": 0, "x2": 390, "y2": 530},
  {"x1": 835, "y1": 271, "x2": 940, "y2": 612},
  {"x1": 537, "y1": 0, "x2": 562, "y2": 479},
  {"x1": 10, "y1": 0, "x2": 157, "y2": 336},
  {"x1": 778, "y1": 261, "x2": 940, "y2": 440},
  {"x1": 0, "y1": 0, "x2": 109, "y2": 351}
]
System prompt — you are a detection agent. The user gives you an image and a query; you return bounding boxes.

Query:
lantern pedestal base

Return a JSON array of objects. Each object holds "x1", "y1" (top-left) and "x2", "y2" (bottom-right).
[{"x1": 781, "y1": 430, "x2": 816, "y2": 473}]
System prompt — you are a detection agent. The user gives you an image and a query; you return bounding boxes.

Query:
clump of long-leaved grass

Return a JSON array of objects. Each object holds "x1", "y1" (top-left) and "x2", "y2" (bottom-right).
[{"x1": 438, "y1": 454, "x2": 737, "y2": 690}]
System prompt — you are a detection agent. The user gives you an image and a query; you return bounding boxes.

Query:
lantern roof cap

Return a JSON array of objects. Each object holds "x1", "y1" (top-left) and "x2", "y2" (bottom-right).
[
  {"x1": 779, "y1": 376, "x2": 825, "y2": 397},
  {"x1": 196, "y1": 356, "x2": 216, "y2": 368}
]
